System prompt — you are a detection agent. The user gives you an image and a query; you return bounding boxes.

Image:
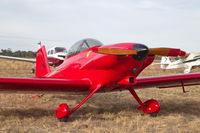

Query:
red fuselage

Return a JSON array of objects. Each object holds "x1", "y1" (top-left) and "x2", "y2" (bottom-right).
[{"x1": 45, "y1": 43, "x2": 155, "y2": 91}]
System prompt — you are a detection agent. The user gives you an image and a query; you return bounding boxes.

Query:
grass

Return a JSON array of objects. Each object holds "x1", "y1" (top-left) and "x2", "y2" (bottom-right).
[{"x1": 0, "y1": 58, "x2": 200, "y2": 133}]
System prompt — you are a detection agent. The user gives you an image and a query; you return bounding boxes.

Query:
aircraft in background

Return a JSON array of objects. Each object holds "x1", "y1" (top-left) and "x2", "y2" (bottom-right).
[
  {"x1": 159, "y1": 52, "x2": 200, "y2": 73},
  {"x1": 0, "y1": 38, "x2": 200, "y2": 122},
  {"x1": 0, "y1": 45, "x2": 67, "y2": 72},
  {"x1": 46, "y1": 46, "x2": 67, "y2": 66}
]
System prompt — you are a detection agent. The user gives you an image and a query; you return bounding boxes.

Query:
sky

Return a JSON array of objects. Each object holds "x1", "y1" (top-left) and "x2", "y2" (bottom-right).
[{"x1": 0, "y1": 0, "x2": 200, "y2": 52}]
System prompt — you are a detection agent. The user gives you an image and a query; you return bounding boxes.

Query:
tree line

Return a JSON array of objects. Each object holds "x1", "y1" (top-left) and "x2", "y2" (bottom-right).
[{"x1": 0, "y1": 48, "x2": 36, "y2": 58}]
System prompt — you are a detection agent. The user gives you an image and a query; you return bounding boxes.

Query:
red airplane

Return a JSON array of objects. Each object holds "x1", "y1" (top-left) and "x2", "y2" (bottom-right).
[{"x1": 0, "y1": 38, "x2": 200, "y2": 122}]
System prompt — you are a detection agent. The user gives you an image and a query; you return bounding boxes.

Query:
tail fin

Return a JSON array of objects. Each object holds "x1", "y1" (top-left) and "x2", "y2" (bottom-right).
[
  {"x1": 160, "y1": 57, "x2": 171, "y2": 69},
  {"x1": 36, "y1": 45, "x2": 50, "y2": 77}
]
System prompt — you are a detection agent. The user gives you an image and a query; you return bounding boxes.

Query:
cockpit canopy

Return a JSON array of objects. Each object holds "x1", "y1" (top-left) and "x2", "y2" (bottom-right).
[{"x1": 67, "y1": 38, "x2": 103, "y2": 57}]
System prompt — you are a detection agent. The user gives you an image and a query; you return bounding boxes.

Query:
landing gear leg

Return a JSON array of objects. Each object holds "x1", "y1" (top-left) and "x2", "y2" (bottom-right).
[
  {"x1": 55, "y1": 85, "x2": 101, "y2": 122},
  {"x1": 129, "y1": 86, "x2": 160, "y2": 116}
]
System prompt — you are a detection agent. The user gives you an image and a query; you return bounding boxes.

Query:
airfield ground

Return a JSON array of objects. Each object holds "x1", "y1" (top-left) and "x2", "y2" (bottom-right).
[{"x1": 0, "y1": 58, "x2": 200, "y2": 133}]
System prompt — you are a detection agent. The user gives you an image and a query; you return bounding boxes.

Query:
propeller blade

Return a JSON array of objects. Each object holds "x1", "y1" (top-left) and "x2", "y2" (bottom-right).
[
  {"x1": 149, "y1": 48, "x2": 186, "y2": 57},
  {"x1": 97, "y1": 48, "x2": 137, "y2": 55},
  {"x1": 96, "y1": 47, "x2": 186, "y2": 57}
]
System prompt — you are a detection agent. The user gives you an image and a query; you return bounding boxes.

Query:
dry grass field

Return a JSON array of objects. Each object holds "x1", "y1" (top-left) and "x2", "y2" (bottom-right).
[{"x1": 0, "y1": 58, "x2": 200, "y2": 133}]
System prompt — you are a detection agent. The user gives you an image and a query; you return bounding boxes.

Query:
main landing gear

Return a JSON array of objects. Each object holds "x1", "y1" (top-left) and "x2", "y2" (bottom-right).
[
  {"x1": 129, "y1": 86, "x2": 160, "y2": 116},
  {"x1": 55, "y1": 85, "x2": 101, "y2": 122},
  {"x1": 54, "y1": 85, "x2": 160, "y2": 122}
]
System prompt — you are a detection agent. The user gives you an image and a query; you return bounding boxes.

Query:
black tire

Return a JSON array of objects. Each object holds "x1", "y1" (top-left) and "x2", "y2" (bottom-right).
[
  {"x1": 59, "y1": 117, "x2": 68, "y2": 122},
  {"x1": 150, "y1": 112, "x2": 158, "y2": 117}
]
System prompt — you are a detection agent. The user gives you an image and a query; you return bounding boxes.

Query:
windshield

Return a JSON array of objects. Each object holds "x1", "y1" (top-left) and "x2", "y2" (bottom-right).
[
  {"x1": 55, "y1": 47, "x2": 67, "y2": 53},
  {"x1": 67, "y1": 38, "x2": 103, "y2": 57}
]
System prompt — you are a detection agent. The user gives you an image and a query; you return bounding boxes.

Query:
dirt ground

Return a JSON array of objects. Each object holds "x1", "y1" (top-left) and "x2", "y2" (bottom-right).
[{"x1": 0, "y1": 58, "x2": 200, "y2": 133}]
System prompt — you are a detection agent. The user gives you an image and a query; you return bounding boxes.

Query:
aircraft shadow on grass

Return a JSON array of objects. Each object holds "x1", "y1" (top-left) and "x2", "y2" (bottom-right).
[
  {"x1": 0, "y1": 108, "x2": 55, "y2": 118},
  {"x1": 1, "y1": 100, "x2": 200, "y2": 121},
  {"x1": 160, "y1": 101, "x2": 200, "y2": 116}
]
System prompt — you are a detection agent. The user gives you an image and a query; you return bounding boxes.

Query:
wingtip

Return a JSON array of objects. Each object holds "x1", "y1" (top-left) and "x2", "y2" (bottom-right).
[{"x1": 179, "y1": 50, "x2": 186, "y2": 56}]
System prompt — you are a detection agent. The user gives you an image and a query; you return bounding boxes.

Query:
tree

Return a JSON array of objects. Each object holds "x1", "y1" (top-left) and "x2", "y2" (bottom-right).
[{"x1": 0, "y1": 49, "x2": 36, "y2": 58}]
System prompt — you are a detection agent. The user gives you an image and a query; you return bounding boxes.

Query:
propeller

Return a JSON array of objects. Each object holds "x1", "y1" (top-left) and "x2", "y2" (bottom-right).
[
  {"x1": 97, "y1": 48, "x2": 137, "y2": 55},
  {"x1": 97, "y1": 47, "x2": 186, "y2": 57}
]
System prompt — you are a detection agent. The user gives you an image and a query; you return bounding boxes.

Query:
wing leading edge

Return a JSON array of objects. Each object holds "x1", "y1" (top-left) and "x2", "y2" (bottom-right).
[
  {"x1": 0, "y1": 55, "x2": 35, "y2": 63},
  {"x1": 135, "y1": 72, "x2": 200, "y2": 89},
  {"x1": 0, "y1": 77, "x2": 91, "y2": 92}
]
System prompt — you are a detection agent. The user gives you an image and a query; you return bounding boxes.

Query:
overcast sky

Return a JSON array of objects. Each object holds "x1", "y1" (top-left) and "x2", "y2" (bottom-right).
[{"x1": 0, "y1": 0, "x2": 200, "y2": 52}]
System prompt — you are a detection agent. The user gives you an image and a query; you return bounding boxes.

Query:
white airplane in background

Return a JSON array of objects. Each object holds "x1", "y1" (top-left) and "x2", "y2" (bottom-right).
[
  {"x1": 0, "y1": 45, "x2": 67, "y2": 72},
  {"x1": 160, "y1": 52, "x2": 200, "y2": 73},
  {"x1": 46, "y1": 46, "x2": 67, "y2": 66}
]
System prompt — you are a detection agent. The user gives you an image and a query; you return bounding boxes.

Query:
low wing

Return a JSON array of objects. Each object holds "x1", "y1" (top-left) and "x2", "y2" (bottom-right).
[
  {"x1": 135, "y1": 72, "x2": 200, "y2": 89},
  {"x1": 0, "y1": 55, "x2": 35, "y2": 63},
  {"x1": 0, "y1": 77, "x2": 91, "y2": 92}
]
